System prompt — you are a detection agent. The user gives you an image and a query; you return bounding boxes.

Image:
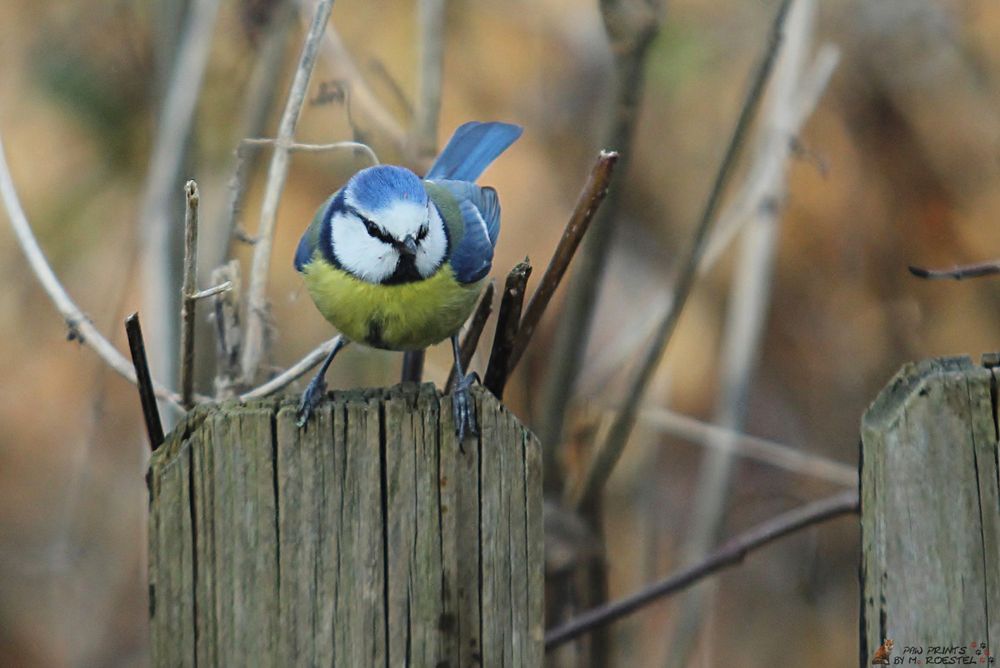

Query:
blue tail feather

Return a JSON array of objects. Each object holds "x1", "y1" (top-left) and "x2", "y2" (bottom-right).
[{"x1": 426, "y1": 121, "x2": 523, "y2": 182}]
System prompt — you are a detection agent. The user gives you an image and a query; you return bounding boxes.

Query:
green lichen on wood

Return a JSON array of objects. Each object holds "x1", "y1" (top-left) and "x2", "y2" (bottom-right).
[{"x1": 148, "y1": 383, "x2": 543, "y2": 667}]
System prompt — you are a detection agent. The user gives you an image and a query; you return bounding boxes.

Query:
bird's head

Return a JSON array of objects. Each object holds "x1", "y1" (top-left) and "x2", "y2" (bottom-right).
[{"x1": 330, "y1": 165, "x2": 448, "y2": 284}]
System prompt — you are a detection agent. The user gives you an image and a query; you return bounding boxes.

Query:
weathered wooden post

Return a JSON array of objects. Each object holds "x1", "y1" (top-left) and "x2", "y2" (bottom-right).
[
  {"x1": 861, "y1": 356, "x2": 1000, "y2": 665},
  {"x1": 147, "y1": 383, "x2": 544, "y2": 666}
]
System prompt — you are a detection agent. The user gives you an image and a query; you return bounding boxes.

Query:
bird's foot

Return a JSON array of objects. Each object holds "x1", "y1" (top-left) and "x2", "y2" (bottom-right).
[
  {"x1": 452, "y1": 372, "x2": 479, "y2": 447},
  {"x1": 296, "y1": 375, "x2": 328, "y2": 428}
]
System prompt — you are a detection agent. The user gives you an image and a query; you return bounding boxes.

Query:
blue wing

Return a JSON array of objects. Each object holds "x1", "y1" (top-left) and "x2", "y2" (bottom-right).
[
  {"x1": 430, "y1": 179, "x2": 501, "y2": 246},
  {"x1": 426, "y1": 121, "x2": 523, "y2": 182},
  {"x1": 448, "y1": 199, "x2": 496, "y2": 284}
]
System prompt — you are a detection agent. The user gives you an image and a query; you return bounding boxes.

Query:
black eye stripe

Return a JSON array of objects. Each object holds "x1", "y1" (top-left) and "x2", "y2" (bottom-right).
[{"x1": 356, "y1": 213, "x2": 394, "y2": 244}]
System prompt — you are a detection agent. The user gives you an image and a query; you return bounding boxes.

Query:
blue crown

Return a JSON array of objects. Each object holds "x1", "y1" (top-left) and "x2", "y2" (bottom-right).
[{"x1": 346, "y1": 165, "x2": 426, "y2": 212}]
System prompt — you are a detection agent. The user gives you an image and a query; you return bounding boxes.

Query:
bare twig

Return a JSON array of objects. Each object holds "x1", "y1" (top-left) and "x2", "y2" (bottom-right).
[
  {"x1": 413, "y1": 0, "x2": 444, "y2": 160},
  {"x1": 540, "y1": 0, "x2": 662, "y2": 457},
  {"x1": 445, "y1": 282, "x2": 494, "y2": 393},
  {"x1": 544, "y1": 489, "x2": 859, "y2": 650},
  {"x1": 239, "y1": 335, "x2": 344, "y2": 401},
  {"x1": 213, "y1": 9, "x2": 297, "y2": 271},
  {"x1": 241, "y1": 0, "x2": 337, "y2": 384},
  {"x1": 138, "y1": 0, "x2": 222, "y2": 402},
  {"x1": 635, "y1": 406, "x2": 856, "y2": 487},
  {"x1": 507, "y1": 151, "x2": 618, "y2": 377},
  {"x1": 572, "y1": 0, "x2": 794, "y2": 514},
  {"x1": 125, "y1": 313, "x2": 167, "y2": 450},
  {"x1": 484, "y1": 261, "x2": 532, "y2": 398},
  {"x1": 192, "y1": 281, "x2": 232, "y2": 300},
  {"x1": 401, "y1": 350, "x2": 425, "y2": 384},
  {"x1": 701, "y1": 43, "x2": 839, "y2": 268},
  {"x1": 212, "y1": 261, "x2": 242, "y2": 399},
  {"x1": 307, "y1": 3, "x2": 408, "y2": 153},
  {"x1": 668, "y1": 4, "x2": 833, "y2": 663},
  {"x1": 368, "y1": 59, "x2": 415, "y2": 120},
  {"x1": 240, "y1": 137, "x2": 381, "y2": 164},
  {"x1": 908, "y1": 260, "x2": 1000, "y2": 280},
  {"x1": 0, "y1": 131, "x2": 186, "y2": 410},
  {"x1": 179, "y1": 181, "x2": 200, "y2": 409}
]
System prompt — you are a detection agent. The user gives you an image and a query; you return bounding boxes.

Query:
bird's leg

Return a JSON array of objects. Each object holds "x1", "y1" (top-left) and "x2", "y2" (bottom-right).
[
  {"x1": 296, "y1": 337, "x2": 350, "y2": 427},
  {"x1": 449, "y1": 333, "x2": 479, "y2": 446}
]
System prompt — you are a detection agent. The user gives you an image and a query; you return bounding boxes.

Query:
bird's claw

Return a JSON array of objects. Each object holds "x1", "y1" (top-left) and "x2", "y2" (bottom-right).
[
  {"x1": 452, "y1": 372, "x2": 479, "y2": 446},
  {"x1": 296, "y1": 376, "x2": 327, "y2": 428}
]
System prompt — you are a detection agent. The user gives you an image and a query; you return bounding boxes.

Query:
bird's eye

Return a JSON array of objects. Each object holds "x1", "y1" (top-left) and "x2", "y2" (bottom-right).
[
  {"x1": 417, "y1": 224, "x2": 429, "y2": 241},
  {"x1": 361, "y1": 217, "x2": 394, "y2": 244}
]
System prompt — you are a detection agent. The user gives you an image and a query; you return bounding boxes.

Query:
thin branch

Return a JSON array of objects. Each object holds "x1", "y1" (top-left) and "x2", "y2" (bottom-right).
[
  {"x1": 179, "y1": 181, "x2": 200, "y2": 409},
  {"x1": 307, "y1": 3, "x2": 408, "y2": 153},
  {"x1": 137, "y1": 0, "x2": 222, "y2": 404},
  {"x1": 484, "y1": 261, "x2": 532, "y2": 398},
  {"x1": 192, "y1": 281, "x2": 232, "y2": 300},
  {"x1": 401, "y1": 350, "x2": 426, "y2": 384},
  {"x1": 544, "y1": 489, "x2": 859, "y2": 650},
  {"x1": 240, "y1": 137, "x2": 381, "y2": 164},
  {"x1": 908, "y1": 260, "x2": 1000, "y2": 280},
  {"x1": 445, "y1": 282, "x2": 494, "y2": 393},
  {"x1": 239, "y1": 335, "x2": 344, "y2": 401},
  {"x1": 212, "y1": 261, "x2": 242, "y2": 399},
  {"x1": 667, "y1": 4, "x2": 831, "y2": 664},
  {"x1": 241, "y1": 0, "x2": 337, "y2": 384},
  {"x1": 572, "y1": 0, "x2": 794, "y2": 513},
  {"x1": 635, "y1": 405, "x2": 857, "y2": 487},
  {"x1": 539, "y1": 0, "x2": 662, "y2": 460},
  {"x1": 701, "y1": 43, "x2": 839, "y2": 268},
  {"x1": 0, "y1": 131, "x2": 186, "y2": 410},
  {"x1": 413, "y1": 0, "x2": 444, "y2": 159},
  {"x1": 367, "y1": 58, "x2": 415, "y2": 120},
  {"x1": 213, "y1": 8, "x2": 297, "y2": 272},
  {"x1": 125, "y1": 313, "x2": 167, "y2": 450},
  {"x1": 507, "y1": 151, "x2": 619, "y2": 377}
]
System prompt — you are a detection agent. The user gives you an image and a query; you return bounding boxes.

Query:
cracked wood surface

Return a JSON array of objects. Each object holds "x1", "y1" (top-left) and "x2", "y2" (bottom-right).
[
  {"x1": 148, "y1": 383, "x2": 543, "y2": 667},
  {"x1": 861, "y1": 356, "x2": 1000, "y2": 665}
]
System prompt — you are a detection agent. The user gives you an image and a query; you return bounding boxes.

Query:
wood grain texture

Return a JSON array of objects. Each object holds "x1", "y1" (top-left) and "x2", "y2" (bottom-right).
[
  {"x1": 148, "y1": 384, "x2": 543, "y2": 666},
  {"x1": 860, "y1": 356, "x2": 1000, "y2": 664}
]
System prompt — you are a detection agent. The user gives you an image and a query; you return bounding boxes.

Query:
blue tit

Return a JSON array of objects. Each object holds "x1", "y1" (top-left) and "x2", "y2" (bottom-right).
[{"x1": 293, "y1": 121, "x2": 523, "y2": 439}]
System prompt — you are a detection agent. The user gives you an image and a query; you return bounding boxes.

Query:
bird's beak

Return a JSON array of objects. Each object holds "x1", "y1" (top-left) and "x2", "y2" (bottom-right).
[{"x1": 400, "y1": 234, "x2": 418, "y2": 257}]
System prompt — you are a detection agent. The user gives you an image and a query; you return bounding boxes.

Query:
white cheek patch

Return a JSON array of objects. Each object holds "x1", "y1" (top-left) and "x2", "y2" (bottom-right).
[
  {"x1": 415, "y1": 206, "x2": 448, "y2": 277},
  {"x1": 330, "y1": 211, "x2": 398, "y2": 283}
]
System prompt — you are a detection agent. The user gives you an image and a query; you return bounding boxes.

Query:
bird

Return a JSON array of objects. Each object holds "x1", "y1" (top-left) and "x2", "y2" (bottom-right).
[{"x1": 293, "y1": 121, "x2": 523, "y2": 440}]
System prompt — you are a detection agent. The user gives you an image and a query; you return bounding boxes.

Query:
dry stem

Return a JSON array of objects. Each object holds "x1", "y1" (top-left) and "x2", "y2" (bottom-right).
[
  {"x1": 544, "y1": 489, "x2": 859, "y2": 650},
  {"x1": 0, "y1": 132, "x2": 186, "y2": 410},
  {"x1": 241, "y1": 0, "x2": 337, "y2": 385},
  {"x1": 179, "y1": 181, "x2": 200, "y2": 408}
]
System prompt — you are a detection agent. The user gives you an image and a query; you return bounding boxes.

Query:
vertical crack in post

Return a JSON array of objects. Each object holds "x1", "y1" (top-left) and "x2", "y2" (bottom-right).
[
  {"x1": 989, "y1": 369, "x2": 999, "y2": 442},
  {"x1": 378, "y1": 398, "x2": 390, "y2": 667},
  {"x1": 186, "y1": 444, "x2": 200, "y2": 667},
  {"x1": 270, "y1": 408, "x2": 281, "y2": 641},
  {"x1": 477, "y1": 397, "x2": 485, "y2": 665},
  {"x1": 858, "y1": 435, "x2": 868, "y2": 665},
  {"x1": 521, "y1": 430, "x2": 530, "y2": 657},
  {"x1": 966, "y1": 377, "x2": 992, "y2": 652}
]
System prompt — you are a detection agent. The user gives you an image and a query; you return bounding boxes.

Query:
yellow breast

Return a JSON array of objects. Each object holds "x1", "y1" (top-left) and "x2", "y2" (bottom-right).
[{"x1": 301, "y1": 258, "x2": 485, "y2": 350}]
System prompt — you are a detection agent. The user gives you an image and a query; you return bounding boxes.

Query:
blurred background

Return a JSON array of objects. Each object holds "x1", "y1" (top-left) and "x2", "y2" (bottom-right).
[{"x1": 2, "y1": 0, "x2": 1000, "y2": 665}]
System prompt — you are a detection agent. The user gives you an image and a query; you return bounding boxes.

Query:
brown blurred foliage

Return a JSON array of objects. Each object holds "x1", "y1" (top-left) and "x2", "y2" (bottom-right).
[{"x1": 2, "y1": 0, "x2": 1000, "y2": 665}]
